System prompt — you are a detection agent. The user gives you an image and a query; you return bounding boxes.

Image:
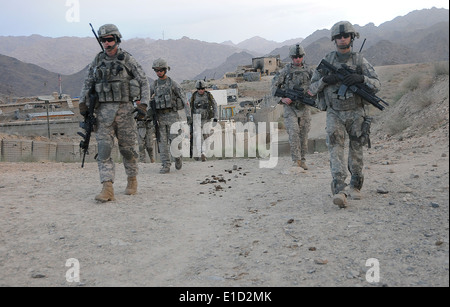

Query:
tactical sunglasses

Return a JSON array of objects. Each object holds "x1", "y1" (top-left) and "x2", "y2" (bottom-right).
[
  {"x1": 334, "y1": 33, "x2": 351, "y2": 39},
  {"x1": 100, "y1": 37, "x2": 115, "y2": 43},
  {"x1": 154, "y1": 68, "x2": 166, "y2": 72}
]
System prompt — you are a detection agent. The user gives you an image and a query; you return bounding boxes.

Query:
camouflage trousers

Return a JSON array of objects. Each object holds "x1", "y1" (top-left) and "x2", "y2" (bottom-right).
[
  {"x1": 95, "y1": 102, "x2": 139, "y2": 183},
  {"x1": 326, "y1": 107, "x2": 365, "y2": 193},
  {"x1": 283, "y1": 105, "x2": 311, "y2": 162},
  {"x1": 137, "y1": 120, "x2": 155, "y2": 162},
  {"x1": 157, "y1": 111, "x2": 182, "y2": 167}
]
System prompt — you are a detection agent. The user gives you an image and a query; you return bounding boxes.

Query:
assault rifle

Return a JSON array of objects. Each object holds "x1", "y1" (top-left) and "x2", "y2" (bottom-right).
[
  {"x1": 78, "y1": 87, "x2": 97, "y2": 167},
  {"x1": 274, "y1": 86, "x2": 318, "y2": 108},
  {"x1": 77, "y1": 23, "x2": 102, "y2": 167},
  {"x1": 189, "y1": 118, "x2": 194, "y2": 159},
  {"x1": 317, "y1": 59, "x2": 389, "y2": 111},
  {"x1": 150, "y1": 99, "x2": 161, "y2": 145}
]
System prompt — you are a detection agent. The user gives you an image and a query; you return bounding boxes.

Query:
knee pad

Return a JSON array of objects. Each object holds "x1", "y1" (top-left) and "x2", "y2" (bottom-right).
[
  {"x1": 120, "y1": 146, "x2": 138, "y2": 161},
  {"x1": 97, "y1": 142, "x2": 112, "y2": 161}
]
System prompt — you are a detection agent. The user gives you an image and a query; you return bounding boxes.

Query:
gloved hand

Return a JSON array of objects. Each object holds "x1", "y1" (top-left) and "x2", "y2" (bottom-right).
[
  {"x1": 343, "y1": 74, "x2": 364, "y2": 86},
  {"x1": 213, "y1": 118, "x2": 218, "y2": 122},
  {"x1": 79, "y1": 102, "x2": 88, "y2": 117},
  {"x1": 322, "y1": 74, "x2": 340, "y2": 85},
  {"x1": 187, "y1": 116, "x2": 192, "y2": 125},
  {"x1": 134, "y1": 103, "x2": 147, "y2": 121}
]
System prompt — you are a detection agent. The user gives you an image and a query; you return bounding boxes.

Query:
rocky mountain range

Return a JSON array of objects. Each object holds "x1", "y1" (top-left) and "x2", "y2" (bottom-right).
[{"x1": 0, "y1": 7, "x2": 448, "y2": 99}]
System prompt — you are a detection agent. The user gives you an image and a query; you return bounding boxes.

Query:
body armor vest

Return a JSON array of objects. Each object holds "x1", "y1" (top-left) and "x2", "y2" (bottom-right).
[
  {"x1": 281, "y1": 64, "x2": 311, "y2": 110},
  {"x1": 94, "y1": 51, "x2": 133, "y2": 102},
  {"x1": 191, "y1": 91, "x2": 214, "y2": 119},
  {"x1": 284, "y1": 64, "x2": 310, "y2": 92},
  {"x1": 153, "y1": 78, "x2": 174, "y2": 110}
]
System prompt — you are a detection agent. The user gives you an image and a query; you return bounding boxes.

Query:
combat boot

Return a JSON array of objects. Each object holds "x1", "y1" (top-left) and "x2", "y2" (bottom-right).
[
  {"x1": 348, "y1": 187, "x2": 362, "y2": 200},
  {"x1": 333, "y1": 192, "x2": 348, "y2": 208},
  {"x1": 201, "y1": 154, "x2": 207, "y2": 162},
  {"x1": 149, "y1": 150, "x2": 155, "y2": 163},
  {"x1": 349, "y1": 175, "x2": 363, "y2": 200},
  {"x1": 160, "y1": 164, "x2": 170, "y2": 174},
  {"x1": 125, "y1": 176, "x2": 137, "y2": 195},
  {"x1": 95, "y1": 181, "x2": 115, "y2": 202},
  {"x1": 299, "y1": 160, "x2": 308, "y2": 170},
  {"x1": 175, "y1": 157, "x2": 183, "y2": 170}
]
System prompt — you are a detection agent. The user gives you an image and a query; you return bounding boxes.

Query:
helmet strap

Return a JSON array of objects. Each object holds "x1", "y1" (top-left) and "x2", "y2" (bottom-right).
[
  {"x1": 158, "y1": 70, "x2": 167, "y2": 79},
  {"x1": 335, "y1": 39, "x2": 353, "y2": 50}
]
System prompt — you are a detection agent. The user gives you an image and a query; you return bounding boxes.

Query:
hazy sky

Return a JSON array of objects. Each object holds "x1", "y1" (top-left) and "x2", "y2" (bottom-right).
[{"x1": 1, "y1": 0, "x2": 448, "y2": 43}]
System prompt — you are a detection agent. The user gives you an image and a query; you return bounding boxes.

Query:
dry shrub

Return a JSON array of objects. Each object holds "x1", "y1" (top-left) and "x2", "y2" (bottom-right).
[
  {"x1": 433, "y1": 61, "x2": 449, "y2": 77},
  {"x1": 414, "y1": 91, "x2": 434, "y2": 109},
  {"x1": 401, "y1": 73, "x2": 422, "y2": 91},
  {"x1": 385, "y1": 114, "x2": 411, "y2": 135}
]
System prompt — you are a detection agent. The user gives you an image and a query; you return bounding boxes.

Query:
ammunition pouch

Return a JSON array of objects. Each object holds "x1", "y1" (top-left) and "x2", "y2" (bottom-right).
[{"x1": 95, "y1": 81, "x2": 129, "y2": 102}]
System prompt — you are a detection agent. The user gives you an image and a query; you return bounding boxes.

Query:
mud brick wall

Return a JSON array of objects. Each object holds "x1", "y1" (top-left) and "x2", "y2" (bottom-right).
[{"x1": 1, "y1": 139, "x2": 121, "y2": 163}]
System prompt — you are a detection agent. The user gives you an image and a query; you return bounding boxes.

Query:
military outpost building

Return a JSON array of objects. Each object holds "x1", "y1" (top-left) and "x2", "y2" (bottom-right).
[{"x1": 225, "y1": 55, "x2": 281, "y2": 81}]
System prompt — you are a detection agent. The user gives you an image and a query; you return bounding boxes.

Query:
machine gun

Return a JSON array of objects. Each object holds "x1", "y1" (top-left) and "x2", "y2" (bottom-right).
[
  {"x1": 317, "y1": 59, "x2": 389, "y2": 111},
  {"x1": 274, "y1": 86, "x2": 318, "y2": 108}
]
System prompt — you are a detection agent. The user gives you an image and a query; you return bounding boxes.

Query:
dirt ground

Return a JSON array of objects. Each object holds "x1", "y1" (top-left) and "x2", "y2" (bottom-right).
[
  {"x1": 1, "y1": 119, "x2": 448, "y2": 287},
  {"x1": 1, "y1": 63, "x2": 449, "y2": 288}
]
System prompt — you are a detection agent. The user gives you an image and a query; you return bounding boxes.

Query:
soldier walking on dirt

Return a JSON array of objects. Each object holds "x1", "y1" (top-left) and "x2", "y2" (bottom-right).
[
  {"x1": 135, "y1": 100, "x2": 155, "y2": 163},
  {"x1": 79, "y1": 24, "x2": 150, "y2": 202},
  {"x1": 150, "y1": 58, "x2": 191, "y2": 174},
  {"x1": 190, "y1": 80, "x2": 218, "y2": 162},
  {"x1": 309, "y1": 21, "x2": 381, "y2": 208},
  {"x1": 272, "y1": 44, "x2": 313, "y2": 170}
]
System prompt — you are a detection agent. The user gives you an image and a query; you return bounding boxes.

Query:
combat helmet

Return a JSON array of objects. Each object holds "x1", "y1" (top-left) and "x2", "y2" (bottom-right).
[
  {"x1": 152, "y1": 58, "x2": 170, "y2": 71},
  {"x1": 331, "y1": 21, "x2": 360, "y2": 41},
  {"x1": 289, "y1": 44, "x2": 305, "y2": 58},
  {"x1": 98, "y1": 24, "x2": 122, "y2": 42},
  {"x1": 195, "y1": 80, "x2": 207, "y2": 89}
]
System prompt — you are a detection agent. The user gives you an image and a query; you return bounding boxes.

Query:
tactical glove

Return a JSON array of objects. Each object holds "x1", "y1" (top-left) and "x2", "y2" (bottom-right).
[
  {"x1": 134, "y1": 103, "x2": 147, "y2": 121},
  {"x1": 343, "y1": 74, "x2": 364, "y2": 86},
  {"x1": 322, "y1": 74, "x2": 340, "y2": 85},
  {"x1": 79, "y1": 102, "x2": 88, "y2": 117}
]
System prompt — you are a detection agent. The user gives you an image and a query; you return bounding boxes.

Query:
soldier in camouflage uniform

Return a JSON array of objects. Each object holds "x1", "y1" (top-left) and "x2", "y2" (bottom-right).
[
  {"x1": 309, "y1": 21, "x2": 381, "y2": 208},
  {"x1": 135, "y1": 100, "x2": 155, "y2": 163},
  {"x1": 190, "y1": 80, "x2": 218, "y2": 161},
  {"x1": 150, "y1": 58, "x2": 191, "y2": 174},
  {"x1": 79, "y1": 24, "x2": 150, "y2": 202},
  {"x1": 271, "y1": 44, "x2": 313, "y2": 170}
]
